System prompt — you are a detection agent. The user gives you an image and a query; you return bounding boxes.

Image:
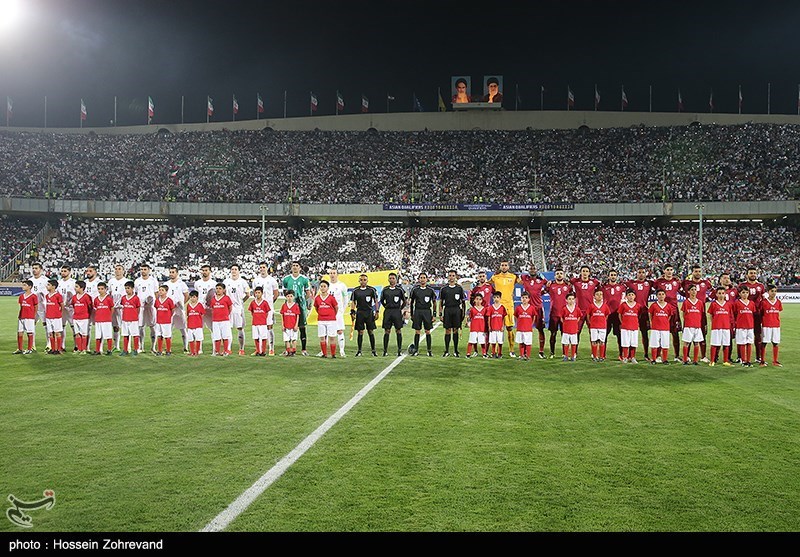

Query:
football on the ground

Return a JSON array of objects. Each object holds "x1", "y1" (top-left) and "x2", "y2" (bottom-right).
[{"x1": 407, "y1": 343, "x2": 418, "y2": 356}]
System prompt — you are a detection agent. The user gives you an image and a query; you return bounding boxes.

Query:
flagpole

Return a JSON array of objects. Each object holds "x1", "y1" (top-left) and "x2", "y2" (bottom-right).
[
  {"x1": 44, "y1": 96, "x2": 47, "y2": 129},
  {"x1": 207, "y1": 96, "x2": 209, "y2": 124},
  {"x1": 739, "y1": 85, "x2": 742, "y2": 115},
  {"x1": 5, "y1": 97, "x2": 8, "y2": 127},
  {"x1": 80, "y1": 100, "x2": 82, "y2": 129},
  {"x1": 256, "y1": 94, "x2": 259, "y2": 120},
  {"x1": 181, "y1": 96, "x2": 184, "y2": 124},
  {"x1": 114, "y1": 96, "x2": 117, "y2": 126},
  {"x1": 515, "y1": 83, "x2": 519, "y2": 111},
  {"x1": 594, "y1": 84, "x2": 597, "y2": 111},
  {"x1": 335, "y1": 91, "x2": 338, "y2": 116},
  {"x1": 283, "y1": 90, "x2": 287, "y2": 118},
  {"x1": 797, "y1": 84, "x2": 799, "y2": 116},
  {"x1": 540, "y1": 86, "x2": 544, "y2": 111},
  {"x1": 621, "y1": 85, "x2": 624, "y2": 111},
  {"x1": 767, "y1": 82, "x2": 771, "y2": 115},
  {"x1": 232, "y1": 94, "x2": 235, "y2": 122},
  {"x1": 387, "y1": 94, "x2": 389, "y2": 113},
  {"x1": 649, "y1": 86, "x2": 652, "y2": 113},
  {"x1": 567, "y1": 86, "x2": 569, "y2": 111}
]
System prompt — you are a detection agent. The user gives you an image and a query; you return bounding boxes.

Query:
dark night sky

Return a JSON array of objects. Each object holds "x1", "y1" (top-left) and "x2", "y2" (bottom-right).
[{"x1": 1, "y1": 0, "x2": 800, "y2": 127}]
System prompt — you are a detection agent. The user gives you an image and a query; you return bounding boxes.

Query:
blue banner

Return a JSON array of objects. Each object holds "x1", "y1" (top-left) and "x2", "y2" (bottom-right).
[
  {"x1": 383, "y1": 202, "x2": 574, "y2": 211},
  {"x1": 0, "y1": 286, "x2": 24, "y2": 296}
]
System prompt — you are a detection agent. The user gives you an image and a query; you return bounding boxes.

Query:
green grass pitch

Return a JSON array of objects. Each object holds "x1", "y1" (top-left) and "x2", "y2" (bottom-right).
[{"x1": 1, "y1": 297, "x2": 798, "y2": 532}]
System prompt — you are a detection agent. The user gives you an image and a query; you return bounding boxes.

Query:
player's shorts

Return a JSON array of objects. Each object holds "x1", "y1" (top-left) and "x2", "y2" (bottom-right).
[
  {"x1": 682, "y1": 327, "x2": 704, "y2": 344},
  {"x1": 212, "y1": 320, "x2": 232, "y2": 341},
  {"x1": 443, "y1": 307, "x2": 463, "y2": 329},
  {"x1": 649, "y1": 329, "x2": 670, "y2": 348},
  {"x1": 252, "y1": 324, "x2": 269, "y2": 340},
  {"x1": 561, "y1": 332, "x2": 578, "y2": 345},
  {"x1": 122, "y1": 321, "x2": 140, "y2": 337},
  {"x1": 45, "y1": 317, "x2": 64, "y2": 334},
  {"x1": 502, "y1": 304, "x2": 515, "y2": 328},
  {"x1": 548, "y1": 314, "x2": 562, "y2": 333},
  {"x1": 18, "y1": 319, "x2": 35, "y2": 334},
  {"x1": 488, "y1": 330, "x2": 503, "y2": 344},
  {"x1": 710, "y1": 329, "x2": 731, "y2": 347},
  {"x1": 382, "y1": 309, "x2": 404, "y2": 330},
  {"x1": 515, "y1": 331, "x2": 533, "y2": 345},
  {"x1": 590, "y1": 328, "x2": 607, "y2": 343},
  {"x1": 606, "y1": 312, "x2": 621, "y2": 336},
  {"x1": 317, "y1": 321, "x2": 338, "y2": 338},
  {"x1": 298, "y1": 305, "x2": 308, "y2": 328},
  {"x1": 95, "y1": 321, "x2": 113, "y2": 340},
  {"x1": 283, "y1": 328, "x2": 298, "y2": 342},
  {"x1": 139, "y1": 304, "x2": 156, "y2": 328},
  {"x1": 61, "y1": 307, "x2": 74, "y2": 325},
  {"x1": 621, "y1": 328, "x2": 639, "y2": 348},
  {"x1": 112, "y1": 308, "x2": 122, "y2": 328},
  {"x1": 762, "y1": 327, "x2": 780, "y2": 344},
  {"x1": 188, "y1": 328, "x2": 204, "y2": 342},
  {"x1": 354, "y1": 310, "x2": 376, "y2": 331},
  {"x1": 412, "y1": 310, "x2": 433, "y2": 331},
  {"x1": 172, "y1": 308, "x2": 187, "y2": 330},
  {"x1": 154, "y1": 323, "x2": 172, "y2": 338},
  {"x1": 74, "y1": 319, "x2": 89, "y2": 336},
  {"x1": 230, "y1": 306, "x2": 245, "y2": 329},
  {"x1": 735, "y1": 328, "x2": 755, "y2": 345},
  {"x1": 468, "y1": 331, "x2": 486, "y2": 345}
]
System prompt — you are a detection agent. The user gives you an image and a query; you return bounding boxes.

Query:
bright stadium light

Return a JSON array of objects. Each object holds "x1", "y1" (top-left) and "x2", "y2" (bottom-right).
[{"x1": 0, "y1": 0, "x2": 24, "y2": 32}]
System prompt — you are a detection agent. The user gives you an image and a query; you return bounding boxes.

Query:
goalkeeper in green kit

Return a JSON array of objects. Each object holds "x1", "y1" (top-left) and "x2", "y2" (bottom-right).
[{"x1": 282, "y1": 262, "x2": 313, "y2": 356}]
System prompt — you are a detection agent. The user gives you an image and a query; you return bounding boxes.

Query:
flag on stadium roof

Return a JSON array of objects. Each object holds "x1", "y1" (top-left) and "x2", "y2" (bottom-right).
[
  {"x1": 594, "y1": 85, "x2": 600, "y2": 110},
  {"x1": 207, "y1": 96, "x2": 214, "y2": 117},
  {"x1": 738, "y1": 85, "x2": 742, "y2": 114},
  {"x1": 567, "y1": 86, "x2": 575, "y2": 110},
  {"x1": 257, "y1": 93, "x2": 264, "y2": 114},
  {"x1": 413, "y1": 94, "x2": 424, "y2": 112},
  {"x1": 361, "y1": 95, "x2": 369, "y2": 113},
  {"x1": 437, "y1": 88, "x2": 446, "y2": 112},
  {"x1": 310, "y1": 92, "x2": 318, "y2": 113},
  {"x1": 6, "y1": 96, "x2": 11, "y2": 121},
  {"x1": 708, "y1": 89, "x2": 714, "y2": 112},
  {"x1": 148, "y1": 96, "x2": 154, "y2": 124},
  {"x1": 387, "y1": 94, "x2": 395, "y2": 101},
  {"x1": 336, "y1": 91, "x2": 344, "y2": 113},
  {"x1": 232, "y1": 95, "x2": 239, "y2": 115},
  {"x1": 677, "y1": 89, "x2": 684, "y2": 112},
  {"x1": 621, "y1": 86, "x2": 628, "y2": 111},
  {"x1": 80, "y1": 99, "x2": 87, "y2": 120}
]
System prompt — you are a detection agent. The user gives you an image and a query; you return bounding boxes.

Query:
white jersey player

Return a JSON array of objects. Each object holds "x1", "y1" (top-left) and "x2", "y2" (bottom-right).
[
  {"x1": 167, "y1": 266, "x2": 190, "y2": 351},
  {"x1": 193, "y1": 264, "x2": 217, "y2": 331},
  {"x1": 57, "y1": 265, "x2": 77, "y2": 351},
  {"x1": 328, "y1": 268, "x2": 349, "y2": 358},
  {"x1": 134, "y1": 263, "x2": 160, "y2": 352},
  {"x1": 252, "y1": 262, "x2": 280, "y2": 355},
  {"x1": 84, "y1": 266, "x2": 102, "y2": 300},
  {"x1": 223, "y1": 264, "x2": 250, "y2": 355},
  {"x1": 29, "y1": 262, "x2": 49, "y2": 323},
  {"x1": 107, "y1": 264, "x2": 129, "y2": 349}
]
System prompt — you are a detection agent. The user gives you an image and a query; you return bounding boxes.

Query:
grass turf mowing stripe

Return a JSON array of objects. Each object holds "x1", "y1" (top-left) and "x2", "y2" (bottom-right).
[{"x1": 201, "y1": 352, "x2": 410, "y2": 531}]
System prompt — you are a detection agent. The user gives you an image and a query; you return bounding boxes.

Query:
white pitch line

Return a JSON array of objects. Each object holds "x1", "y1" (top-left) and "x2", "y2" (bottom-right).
[{"x1": 201, "y1": 344, "x2": 419, "y2": 532}]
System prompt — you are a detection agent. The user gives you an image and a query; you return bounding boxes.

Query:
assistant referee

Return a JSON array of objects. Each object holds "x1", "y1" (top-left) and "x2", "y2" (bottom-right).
[{"x1": 438, "y1": 270, "x2": 466, "y2": 357}]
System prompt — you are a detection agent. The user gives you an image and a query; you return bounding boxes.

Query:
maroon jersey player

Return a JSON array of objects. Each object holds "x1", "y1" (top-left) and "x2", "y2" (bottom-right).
[
  {"x1": 652, "y1": 265, "x2": 682, "y2": 361},
  {"x1": 601, "y1": 270, "x2": 625, "y2": 360},
  {"x1": 569, "y1": 266, "x2": 601, "y2": 339},
  {"x1": 680, "y1": 264, "x2": 713, "y2": 361},
  {"x1": 518, "y1": 263, "x2": 548, "y2": 358},
  {"x1": 738, "y1": 267, "x2": 767, "y2": 364},
  {"x1": 624, "y1": 266, "x2": 654, "y2": 361},
  {"x1": 545, "y1": 269, "x2": 573, "y2": 359}
]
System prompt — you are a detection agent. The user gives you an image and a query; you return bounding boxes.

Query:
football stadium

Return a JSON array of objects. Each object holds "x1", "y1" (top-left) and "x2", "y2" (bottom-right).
[{"x1": 1, "y1": 0, "x2": 799, "y2": 539}]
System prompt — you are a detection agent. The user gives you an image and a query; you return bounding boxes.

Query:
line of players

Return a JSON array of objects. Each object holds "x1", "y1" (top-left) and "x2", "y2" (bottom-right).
[{"x1": 14, "y1": 259, "x2": 784, "y2": 366}]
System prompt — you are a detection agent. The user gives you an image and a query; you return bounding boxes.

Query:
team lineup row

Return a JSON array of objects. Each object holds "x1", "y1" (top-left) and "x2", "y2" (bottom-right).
[{"x1": 14, "y1": 260, "x2": 784, "y2": 366}]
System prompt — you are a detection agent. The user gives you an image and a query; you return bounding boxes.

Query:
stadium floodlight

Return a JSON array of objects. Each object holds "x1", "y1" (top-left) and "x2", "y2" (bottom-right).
[{"x1": 0, "y1": 0, "x2": 23, "y2": 32}]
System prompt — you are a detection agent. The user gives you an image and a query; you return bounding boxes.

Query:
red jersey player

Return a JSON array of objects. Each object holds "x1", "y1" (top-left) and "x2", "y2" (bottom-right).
[
  {"x1": 560, "y1": 292, "x2": 583, "y2": 361},
  {"x1": 587, "y1": 289, "x2": 611, "y2": 362},
  {"x1": 653, "y1": 265, "x2": 682, "y2": 361},
  {"x1": 733, "y1": 287, "x2": 756, "y2": 367},
  {"x1": 680, "y1": 284, "x2": 705, "y2": 365},
  {"x1": 601, "y1": 270, "x2": 625, "y2": 360},
  {"x1": 761, "y1": 285, "x2": 782, "y2": 367},
  {"x1": 211, "y1": 283, "x2": 234, "y2": 356},
  {"x1": 120, "y1": 281, "x2": 142, "y2": 356},
  {"x1": 154, "y1": 285, "x2": 176, "y2": 356},
  {"x1": 15, "y1": 280, "x2": 37, "y2": 354},
  {"x1": 569, "y1": 266, "x2": 601, "y2": 337},
  {"x1": 648, "y1": 289, "x2": 674, "y2": 364},
  {"x1": 624, "y1": 266, "x2": 654, "y2": 359},
  {"x1": 518, "y1": 264, "x2": 548, "y2": 358},
  {"x1": 471, "y1": 271, "x2": 494, "y2": 355},
  {"x1": 717, "y1": 272, "x2": 738, "y2": 363},
  {"x1": 248, "y1": 286, "x2": 272, "y2": 356},
  {"x1": 314, "y1": 280, "x2": 339, "y2": 358},
  {"x1": 680, "y1": 265, "x2": 713, "y2": 361},
  {"x1": 186, "y1": 290, "x2": 206, "y2": 356},
  {"x1": 466, "y1": 293, "x2": 489, "y2": 358},
  {"x1": 70, "y1": 280, "x2": 92, "y2": 354},
  {"x1": 618, "y1": 290, "x2": 641, "y2": 364},
  {"x1": 44, "y1": 280, "x2": 64, "y2": 354},
  {"x1": 707, "y1": 287, "x2": 734, "y2": 367},
  {"x1": 545, "y1": 269, "x2": 572, "y2": 359},
  {"x1": 488, "y1": 292, "x2": 508, "y2": 358},
  {"x1": 280, "y1": 290, "x2": 302, "y2": 356},
  {"x1": 738, "y1": 267, "x2": 766, "y2": 364},
  {"x1": 514, "y1": 292, "x2": 535, "y2": 360},
  {"x1": 92, "y1": 282, "x2": 114, "y2": 355}
]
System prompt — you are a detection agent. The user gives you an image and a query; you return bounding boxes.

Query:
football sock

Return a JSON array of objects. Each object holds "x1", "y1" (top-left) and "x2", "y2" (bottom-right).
[
  {"x1": 222, "y1": 339, "x2": 230, "y2": 353},
  {"x1": 329, "y1": 341, "x2": 336, "y2": 356},
  {"x1": 368, "y1": 332, "x2": 376, "y2": 351},
  {"x1": 661, "y1": 348, "x2": 668, "y2": 361},
  {"x1": 745, "y1": 344, "x2": 752, "y2": 363},
  {"x1": 773, "y1": 344, "x2": 779, "y2": 363},
  {"x1": 214, "y1": 340, "x2": 221, "y2": 354},
  {"x1": 570, "y1": 344, "x2": 577, "y2": 358},
  {"x1": 181, "y1": 329, "x2": 188, "y2": 350},
  {"x1": 320, "y1": 341, "x2": 328, "y2": 357},
  {"x1": 629, "y1": 348, "x2": 636, "y2": 359},
  {"x1": 700, "y1": 341, "x2": 706, "y2": 359},
  {"x1": 338, "y1": 333, "x2": 345, "y2": 354},
  {"x1": 591, "y1": 344, "x2": 598, "y2": 359},
  {"x1": 539, "y1": 331, "x2": 546, "y2": 352},
  {"x1": 452, "y1": 332, "x2": 459, "y2": 353},
  {"x1": 157, "y1": 338, "x2": 163, "y2": 353},
  {"x1": 723, "y1": 346, "x2": 730, "y2": 363},
  {"x1": 106, "y1": 339, "x2": 113, "y2": 351},
  {"x1": 693, "y1": 345, "x2": 699, "y2": 362},
  {"x1": 444, "y1": 333, "x2": 451, "y2": 352},
  {"x1": 238, "y1": 329, "x2": 245, "y2": 351},
  {"x1": 300, "y1": 327, "x2": 307, "y2": 350},
  {"x1": 17, "y1": 334, "x2": 23, "y2": 351},
  {"x1": 357, "y1": 334, "x2": 363, "y2": 351},
  {"x1": 27, "y1": 333, "x2": 34, "y2": 350},
  {"x1": 507, "y1": 330, "x2": 515, "y2": 353},
  {"x1": 383, "y1": 333, "x2": 390, "y2": 353},
  {"x1": 414, "y1": 333, "x2": 420, "y2": 348},
  {"x1": 124, "y1": 337, "x2": 129, "y2": 352},
  {"x1": 396, "y1": 332, "x2": 402, "y2": 352},
  {"x1": 710, "y1": 346, "x2": 718, "y2": 362},
  {"x1": 549, "y1": 333, "x2": 557, "y2": 354},
  {"x1": 426, "y1": 334, "x2": 431, "y2": 350}
]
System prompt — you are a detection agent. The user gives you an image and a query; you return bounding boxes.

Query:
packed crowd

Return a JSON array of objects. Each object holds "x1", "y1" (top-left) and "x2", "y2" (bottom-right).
[
  {"x1": 2, "y1": 123, "x2": 800, "y2": 204},
  {"x1": 0, "y1": 217, "x2": 42, "y2": 267},
  {"x1": 545, "y1": 223, "x2": 800, "y2": 286}
]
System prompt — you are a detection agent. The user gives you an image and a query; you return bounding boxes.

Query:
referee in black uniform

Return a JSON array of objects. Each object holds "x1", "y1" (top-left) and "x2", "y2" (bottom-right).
[
  {"x1": 410, "y1": 272, "x2": 436, "y2": 356},
  {"x1": 438, "y1": 270, "x2": 466, "y2": 357},
  {"x1": 380, "y1": 273, "x2": 406, "y2": 356},
  {"x1": 350, "y1": 274, "x2": 379, "y2": 357}
]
